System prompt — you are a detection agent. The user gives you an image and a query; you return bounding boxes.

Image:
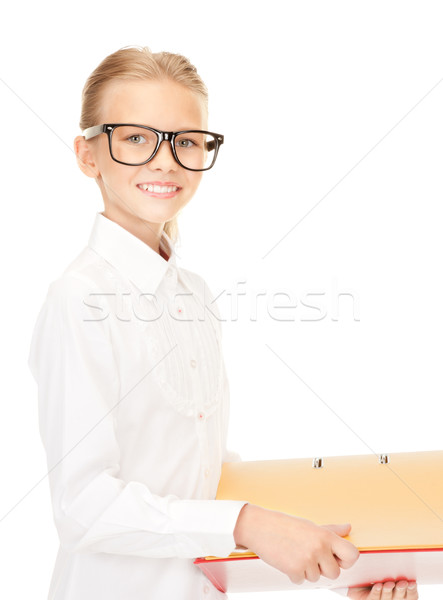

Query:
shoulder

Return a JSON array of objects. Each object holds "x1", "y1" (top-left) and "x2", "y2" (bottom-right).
[
  {"x1": 29, "y1": 274, "x2": 113, "y2": 377},
  {"x1": 45, "y1": 246, "x2": 115, "y2": 304},
  {"x1": 37, "y1": 247, "x2": 118, "y2": 330}
]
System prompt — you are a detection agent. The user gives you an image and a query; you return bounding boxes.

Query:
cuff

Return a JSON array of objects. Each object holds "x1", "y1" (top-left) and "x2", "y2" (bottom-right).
[{"x1": 169, "y1": 499, "x2": 247, "y2": 558}]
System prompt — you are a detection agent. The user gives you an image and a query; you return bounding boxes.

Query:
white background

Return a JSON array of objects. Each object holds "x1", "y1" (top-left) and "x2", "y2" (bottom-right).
[{"x1": 1, "y1": 0, "x2": 443, "y2": 598}]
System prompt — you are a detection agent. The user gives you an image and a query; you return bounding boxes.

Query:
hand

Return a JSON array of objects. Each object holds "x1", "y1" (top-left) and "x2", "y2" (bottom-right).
[
  {"x1": 347, "y1": 580, "x2": 418, "y2": 599},
  {"x1": 233, "y1": 504, "x2": 359, "y2": 584}
]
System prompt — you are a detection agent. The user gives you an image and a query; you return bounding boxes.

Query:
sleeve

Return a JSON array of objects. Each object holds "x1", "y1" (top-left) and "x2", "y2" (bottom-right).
[{"x1": 28, "y1": 276, "x2": 246, "y2": 560}]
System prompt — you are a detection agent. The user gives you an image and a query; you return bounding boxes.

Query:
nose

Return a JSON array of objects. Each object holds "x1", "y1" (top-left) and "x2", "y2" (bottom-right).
[{"x1": 149, "y1": 139, "x2": 177, "y2": 171}]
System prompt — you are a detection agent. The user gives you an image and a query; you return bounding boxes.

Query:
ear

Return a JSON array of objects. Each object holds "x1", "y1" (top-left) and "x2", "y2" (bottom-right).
[{"x1": 74, "y1": 135, "x2": 100, "y2": 178}]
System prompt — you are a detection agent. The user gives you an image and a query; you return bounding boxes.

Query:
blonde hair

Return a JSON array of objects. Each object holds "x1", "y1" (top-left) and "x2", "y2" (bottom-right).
[{"x1": 79, "y1": 45, "x2": 209, "y2": 243}]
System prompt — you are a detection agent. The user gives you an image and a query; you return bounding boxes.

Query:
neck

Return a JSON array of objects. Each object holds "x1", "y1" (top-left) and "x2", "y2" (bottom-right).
[{"x1": 101, "y1": 208, "x2": 165, "y2": 256}]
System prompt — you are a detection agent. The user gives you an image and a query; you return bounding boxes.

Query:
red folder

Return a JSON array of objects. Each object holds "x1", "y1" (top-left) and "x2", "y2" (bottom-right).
[{"x1": 195, "y1": 451, "x2": 443, "y2": 592}]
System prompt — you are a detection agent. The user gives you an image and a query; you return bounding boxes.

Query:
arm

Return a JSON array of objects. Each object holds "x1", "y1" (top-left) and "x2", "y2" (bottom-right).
[{"x1": 28, "y1": 276, "x2": 246, "y2": 559}]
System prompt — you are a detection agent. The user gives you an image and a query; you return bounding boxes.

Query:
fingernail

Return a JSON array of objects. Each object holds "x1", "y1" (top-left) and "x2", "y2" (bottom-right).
[
  {"x1": 380, "y1": 582, "x2": 395, "y2": 592},
  {"x1": 374, "y1": 584, "x2": 383, "y2": 591},
  {"x1": 408, "y1": 582, "x2": 417, "y2": 590}
]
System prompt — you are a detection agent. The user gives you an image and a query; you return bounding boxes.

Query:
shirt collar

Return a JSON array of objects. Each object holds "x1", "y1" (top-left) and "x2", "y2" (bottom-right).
[{"x1": 87, "y1": 212, "x2": 178, "y2": 295}]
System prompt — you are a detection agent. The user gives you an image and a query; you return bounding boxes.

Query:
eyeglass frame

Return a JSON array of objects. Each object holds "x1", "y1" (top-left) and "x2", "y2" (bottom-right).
[{"x1": 82, "y1": 123, "x2": 224, "y2": 172}]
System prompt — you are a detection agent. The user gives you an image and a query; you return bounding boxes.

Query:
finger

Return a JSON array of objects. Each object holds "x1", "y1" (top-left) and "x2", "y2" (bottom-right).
[
  {"x1": 392, "y1": 580, "x2": 408, "y2": 599},
  {"x1": 289, "y1": 573, "x2": 305, "y2": 585},
  {"x1": 381, "y1": 581, "x2": 395, "y2": 599},
  {"x1": 322, "y1": 522, "x2": 352, "y2": 537},
  {"x1": 406, "y1": 582, "x2": 418, "y2": 599},
  {"x1": 367, "y1": 583, "x2": 383, "y2": 599},
  {"x1": 318, "y1": 555, "x2": 341, "y2": 580},
  {"x1": 304, "y1": 563, "x2": 321, "y2": 582},
  {"x1": 333, "y1": 538, "x2": 360, "y2": 569}
]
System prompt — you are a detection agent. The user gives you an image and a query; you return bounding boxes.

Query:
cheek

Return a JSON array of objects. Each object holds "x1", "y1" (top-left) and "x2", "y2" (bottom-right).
[
  {"x1": 93, "y1": 150, "x2": 113, "y2": 178},
  {"x1": 187, "y1": 172, "x2": 203, "y2": 191},
  {"x1": 92, "y1": 138, "x2": 130, "y2": 181},
  {"x1": 92, "y1": 137, "x2": 110, "y2": 166},
  {"x1": 101, "y1": 161, "x2": 134, "y2": 185}
]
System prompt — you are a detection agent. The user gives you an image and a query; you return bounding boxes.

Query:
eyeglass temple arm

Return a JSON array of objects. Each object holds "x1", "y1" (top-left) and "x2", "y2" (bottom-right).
[
  {"x1": 83, "y1": 124, "x2": 108, "y2": 140},
  {"x1": 206, "y1": 135, "x2": 223, "y2": 152}
]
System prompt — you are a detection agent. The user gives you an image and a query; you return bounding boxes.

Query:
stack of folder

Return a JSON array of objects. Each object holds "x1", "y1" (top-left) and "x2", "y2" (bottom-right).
[{"x1": 194, "y1": 450, "x2": 443, "y2": 592}]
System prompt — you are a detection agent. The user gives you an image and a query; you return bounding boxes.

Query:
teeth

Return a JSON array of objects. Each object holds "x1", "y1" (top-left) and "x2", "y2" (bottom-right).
[{"x1": 139, "y1": 184, "x2": 178, "y2": 193}]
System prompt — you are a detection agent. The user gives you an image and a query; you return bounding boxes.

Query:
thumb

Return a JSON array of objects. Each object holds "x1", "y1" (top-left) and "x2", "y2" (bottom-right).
[{"x1": 321, "y1": 522, "x2": 352, "y2": 537}]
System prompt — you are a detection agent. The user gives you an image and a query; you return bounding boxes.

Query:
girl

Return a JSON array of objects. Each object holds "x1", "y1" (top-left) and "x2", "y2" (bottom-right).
[{"x1": 28, "y1": 46, "x2": 418, "y2": 600}]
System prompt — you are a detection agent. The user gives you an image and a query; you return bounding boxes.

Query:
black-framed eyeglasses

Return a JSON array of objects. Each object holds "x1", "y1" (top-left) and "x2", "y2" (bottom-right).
[{"x1": 82, "y1": 123, "x2": 224, "y2": 172}]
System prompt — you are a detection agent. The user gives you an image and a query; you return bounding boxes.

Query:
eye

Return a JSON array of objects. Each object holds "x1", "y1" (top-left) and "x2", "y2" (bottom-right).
[
  {"x1": 176, "y1": 138, "x2": 195, "y2": 149},
  {"x1": 127, "y1": 134, "x2": 146, "y2": 144}
]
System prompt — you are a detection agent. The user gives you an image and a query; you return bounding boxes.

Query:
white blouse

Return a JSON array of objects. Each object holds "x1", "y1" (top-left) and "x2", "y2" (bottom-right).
[{"x1": 28, "y1": 212, "x2": 247, "y2": 600}]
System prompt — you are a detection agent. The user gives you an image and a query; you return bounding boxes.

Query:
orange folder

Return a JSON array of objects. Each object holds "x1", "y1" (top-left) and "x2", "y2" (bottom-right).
[{"x1": 194, "y1": 450, "x2": 443, "y2": 592}]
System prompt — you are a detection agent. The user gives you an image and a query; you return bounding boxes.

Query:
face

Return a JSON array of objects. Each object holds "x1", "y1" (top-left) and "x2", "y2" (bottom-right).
[{"x1": 74, "y1": 78, "x2": 207, "y2": 246}]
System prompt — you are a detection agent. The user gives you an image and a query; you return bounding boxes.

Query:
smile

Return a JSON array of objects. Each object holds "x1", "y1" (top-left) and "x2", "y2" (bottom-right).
[{"x1": 137, "y1": 183, "x2": 180, "y2": 193}]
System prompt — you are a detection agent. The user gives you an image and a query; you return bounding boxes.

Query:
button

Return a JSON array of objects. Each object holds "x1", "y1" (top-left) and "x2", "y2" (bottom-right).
[
  {"x1": 198, "y1": 411, "x2": 205, "y2": 421},
  {"x1": 204, "y1": 468, "x2": 210, "y2": 478},
  {"x1": 190, "y1": 359, "x2": 197, "y2": 368},
  {"x1": 166, "y1": 269, "x2": 173, "y2": 277},
  {"x1": 203, "y1": 584, "x2": 210, "y2": 594},
  {"x1": 177, "y1": 306, "x2": 183, "y2": 314}
]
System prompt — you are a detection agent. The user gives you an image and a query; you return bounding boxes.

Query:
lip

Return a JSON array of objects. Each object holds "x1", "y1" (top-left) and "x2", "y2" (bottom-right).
[{"x1": 137, "y1": 181, "x2": 182, "y2": 198}]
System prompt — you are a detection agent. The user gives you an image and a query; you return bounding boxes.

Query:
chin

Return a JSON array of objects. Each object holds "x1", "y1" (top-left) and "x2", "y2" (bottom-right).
[
  {"x1": 140, "y1": 211, "x2": 179, "y2": 225},
  {"x1": 137, "y1": 199, "x2": 184, "y2": 219}
]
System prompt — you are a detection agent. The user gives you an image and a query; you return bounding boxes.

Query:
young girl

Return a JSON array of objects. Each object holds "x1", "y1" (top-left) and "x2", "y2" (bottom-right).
[{"x1": 28, "y1": 46, "x2": 418, "y2": 600}]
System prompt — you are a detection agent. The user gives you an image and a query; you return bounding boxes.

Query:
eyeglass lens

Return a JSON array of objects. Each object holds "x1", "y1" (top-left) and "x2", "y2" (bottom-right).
[{"x1": 110, "y1": 126, "x2": 217, "y2": 169}]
